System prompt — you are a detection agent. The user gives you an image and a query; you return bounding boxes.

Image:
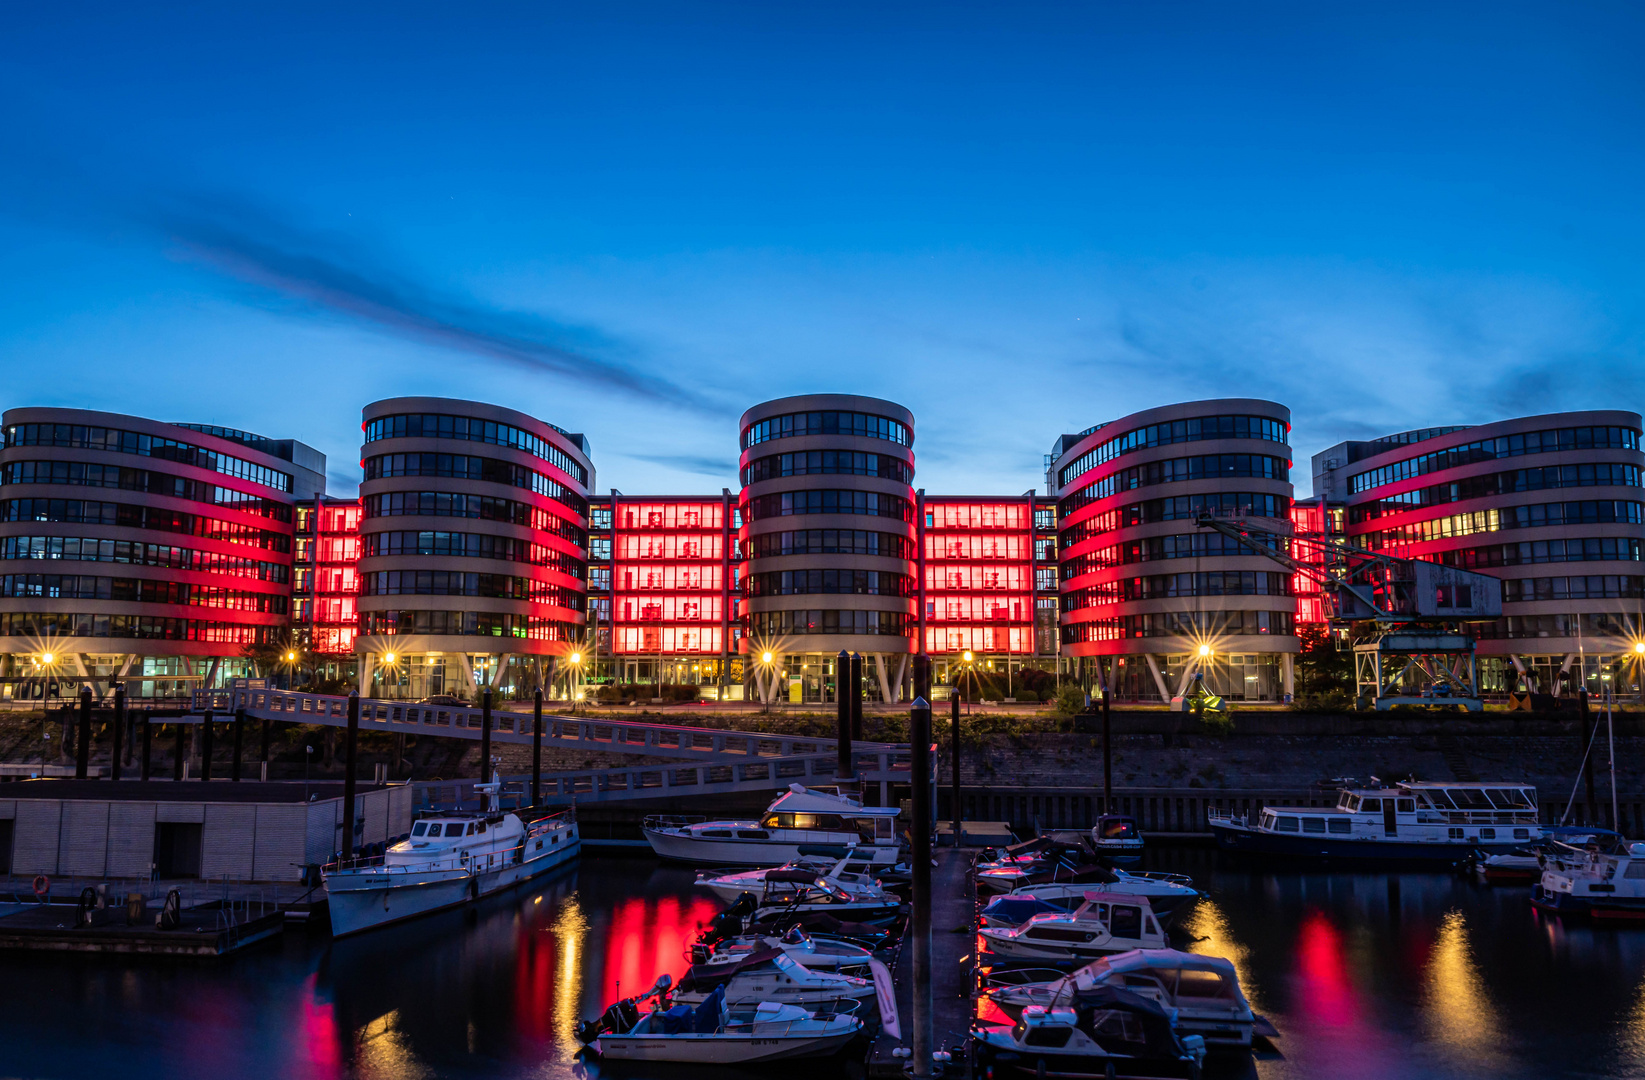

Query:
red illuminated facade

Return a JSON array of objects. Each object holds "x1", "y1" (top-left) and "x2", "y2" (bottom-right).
[
  {"x1": 295, "y1": 497, "x2": 361, "y2": 660},
  {"x1": 1288, "y1": 496, "x2": 1341, "y2": 627},
  {"x1": 586, "y1": 493, "x2": 737, "y2": 690},
  {"x1": 921, "y1": 495, "x2": 1058, "y2": 657}
]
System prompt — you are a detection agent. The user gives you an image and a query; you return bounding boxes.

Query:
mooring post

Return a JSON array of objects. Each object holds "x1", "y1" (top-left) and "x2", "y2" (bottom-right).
[
  {"x1": 1102, "y1": 667, "x2": 1113, "y2": 816},
  {"x1": 172, "y1": 721, "x2": 185, "y2": 781},
  {"x1": 199, "y1": 710, "x2": 215, "y2": 782},
  {"x1": 835, "y1": 650, "x2": 854, "y2": 782},
  {"x1": 913, "y1": 652, "x2": 931, "y2": 707},
  {"x1": 110, "y1": 684, "x2": 125, "y2": 782},
  {"x1": 910, "y1": 695, "x2": 934, "y2": 1077},
  {"x1": 342, "y1": 691, "x2": 360, "y2": 859},
  {"x1": 850, "y1": 652, "x2": 863, "y2": 741},
  {"x1": 75, "y1": 686, "x2": 92, "y2": 778},
  {"x1": 532, "y1": 687, "x2": 544, "y2": 807},
  {"x1": 950, "y1": 692, "x2": 962, "y2": 847},
  {"x1": 232, "y1": 707, "x2": 245, "y2": 782},
  {"x1": 140, "y1": 713, "x2": 152, "y2": 781},
  {"x1": 480, "y1": 687, "x2": 493, "y2": 791}
]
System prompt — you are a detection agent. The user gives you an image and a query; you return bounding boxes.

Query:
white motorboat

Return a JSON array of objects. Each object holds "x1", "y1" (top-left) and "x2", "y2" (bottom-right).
[
  {"x1": 691, "y1": 925, "x2": 877, "y2": 972},
  {"x1": 589, "y1": 984, "x2": 864, "y2": 1064},
  {"x1": 645, "y1": 784, "x2": 903, "y2": 867},
  {"x1": 1461, "y1": 826, "x2": 1622, "y2": 884},
  {"x1": 669, "y1": 946, "x2": 876, "y2": 1007},
  {"x1": 696, "y1": 851, "x2": 895, "y2": 905},
  {"x1": 749, "y1": 879, "x2": 904, "y2": 926},
  {"x1": 985, "y1": 948, "x2": 1257, "y2": 1050},
  {"x1": 1090, "y1": 814, "x2": 1145, "y2": 862},
  {"x1": 323, "y1": 776, "x2": 579, "y2": 937},
  {"x1": 973, "y1": 988, "x2": 1207, "y2": 1079},
  {"x1": 983, "y1": 870, "x2": 1200, "y2": 928},
  {"x1": 1534, "y1": 839, "x2": 1645, "y2": 920},
  {"x1": 978, "y1": 892, "x2": 1168, "y2": 961},
  {"x1": 1209, "y1": 780, "x2": 1544, "y2": 861}
]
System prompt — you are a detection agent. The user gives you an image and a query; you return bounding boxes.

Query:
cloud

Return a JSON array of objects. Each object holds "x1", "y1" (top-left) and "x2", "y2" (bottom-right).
[
  {"x1": 136, "y1": 194, "x2": 723, "y2": 415},
  {"x1": 623, "y1": 452, "x2": 738, "y2": 480}
]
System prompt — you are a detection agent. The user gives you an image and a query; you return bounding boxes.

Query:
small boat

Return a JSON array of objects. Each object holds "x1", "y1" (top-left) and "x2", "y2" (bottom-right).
[
  {"x1": 1208, "y1": 780, "x2": 1544, "y2": 861},
  {"x1": 979, "y1": 892, "x2": 1168, "y2": 961},
  {"x1": 1461, "y1": 827, "x2": 1621, "y2": 884},
  {"x1": 709, "y1": 905, "x2": 892, "y2": 951},
  {"x1": 323, "y1": 776, "x2": 579, "y2": 937},
  {"x1": 645, "y1": 784, "x2": 903, "y2": 867},
  {"x1": 696, "y1": 850, "x2": 895, "y2": 905},
  {"x1": 984, "y1": 948, "x2": 1257, "y2": 1051},
  {"x1": 1533, "y1": 840, "x2": 1645, "y2": 920},
  {"x1": 1091, "y1": 814, "x2": 1145, "y2": 863},
  {"x1": 691, "y1": 924, "x2": 877, "y2": 973},
  {"x1": 585, "y1": 983, "x2": 864, "y2": 1064},
  {"x1": 668, "y1": 946, "x2": 875, "y2": 1007},
  {"x1": 991, "y1": 871, "x2": 1200, "y2": 926},
  {"x1": 973, "y1": 986, "x2": 1208, "y2": 1079},
  {"x1": 749, "y1": 879, "x2": 903, "y2": 926}
]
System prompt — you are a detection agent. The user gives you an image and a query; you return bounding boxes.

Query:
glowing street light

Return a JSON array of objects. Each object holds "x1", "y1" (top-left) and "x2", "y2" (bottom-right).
[
  {"x1": 38, "y1": 652, "x2": 55, "y2": 666},
  {"x1": 383, "y1": 651, "x2": 397, "y2": 665},
  {"x1": 569, "y1": 651, "x2": 582, "y2": 665},
  {"x1": 1198, "y1": 644, "x2": 1213, "y2": 658},
  {"x1": 762, "y1": 651, "x2": 774, "y2": 664}
]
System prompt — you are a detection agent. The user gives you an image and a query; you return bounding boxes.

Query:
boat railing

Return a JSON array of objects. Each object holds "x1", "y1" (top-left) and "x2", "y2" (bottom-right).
[
  {"x1": 1121, "y1": 870, "x2": 1195, "y2": 886},
  {"x1": 1206, "y1": 808, "x2": 1243, "y2": 826},
  {"x1": 645, "y1": 814, "x2": 708, "y2": 829},
  {"x1": 325, "y1": 854, "x2": 467, "y2": 875}
]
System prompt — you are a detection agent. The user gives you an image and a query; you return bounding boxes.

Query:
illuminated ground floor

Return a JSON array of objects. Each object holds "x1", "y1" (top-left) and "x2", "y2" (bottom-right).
[
  {"x1": 1082, "y1": 651, "x2": 1296, "y2": 703},
  {"x1": 0, "y1": 653, "x2": 260, "y2": 702}
]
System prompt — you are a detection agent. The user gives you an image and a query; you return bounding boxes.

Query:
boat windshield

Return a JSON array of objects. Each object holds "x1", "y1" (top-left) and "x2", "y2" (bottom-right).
[{"x1": 412, "y1": 822, "x2": 429, "y2": 836}]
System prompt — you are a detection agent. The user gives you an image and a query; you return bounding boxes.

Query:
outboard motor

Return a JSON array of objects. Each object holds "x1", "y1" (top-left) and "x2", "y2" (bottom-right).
[{"x1": 703, "y1": 892, "x2": 757, "y2": 943}]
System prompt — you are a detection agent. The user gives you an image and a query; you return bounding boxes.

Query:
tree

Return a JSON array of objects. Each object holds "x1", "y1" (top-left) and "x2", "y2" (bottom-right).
[{"x1": 1293, "y1": 624, "x2": 1354, "y2": 710}]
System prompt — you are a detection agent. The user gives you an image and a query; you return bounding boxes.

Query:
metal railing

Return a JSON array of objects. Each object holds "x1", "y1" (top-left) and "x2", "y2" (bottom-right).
[{"x1": 192, "y1": 688, "x2": 901, "y2": 761}]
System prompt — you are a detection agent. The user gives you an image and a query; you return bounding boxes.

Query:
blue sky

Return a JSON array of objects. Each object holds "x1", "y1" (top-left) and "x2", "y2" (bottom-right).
[{"x1": 1, "y1": 3, "x2": 1641, "y2": 496}]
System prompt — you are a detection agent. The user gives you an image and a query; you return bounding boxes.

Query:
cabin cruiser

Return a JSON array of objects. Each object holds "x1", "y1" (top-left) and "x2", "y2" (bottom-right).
[
  {"x1": 1091, "y1": 815, "x2": 1145, "y2": 863},
  {"x1": 987, "y1": 870, "x2": 1200, "y2": 926},
  {"x1": 1460, "y1": 827, "x2": 1621, "y2": 884},
  {"x1": 696, "y1": 850, "x2": 894, "y2": 904},
  {"x1": 979, "y1": 892, "x2": 1168, "y2": 961},
  {"x1": 691, "y1": 924, "x2": 877, "y2": 973},
  {"x1": 586, "y1": 983, "x2": 864, "y2": 1064},
  {"x1": 323, "y1": 776, "x2": 579, "y2": 936},
  {"x1": 1208, "y1": 780, "x2": 1543, "y2": 861},
  {"x1": 1533, "y1": 840, "x2": 1645, "y2": 920},
  {"x1": 645, "y1": 784, "x2": 903, "y2": 867},
  {"x1": 668, "y1": 946, "x2": 876, "y2": 1007},
  {"x1": 984, "y1": 949, "x2": 1256, "y2": 1051},
  {"x1": 973, "y1": 988, "x2": 1207, "y2": 1079}
]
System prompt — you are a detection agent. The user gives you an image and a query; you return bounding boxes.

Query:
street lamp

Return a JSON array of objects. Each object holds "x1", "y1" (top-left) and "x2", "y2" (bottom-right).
[{"x1": 1198, "y1": 644, "x2": 1212, "y2": 658}]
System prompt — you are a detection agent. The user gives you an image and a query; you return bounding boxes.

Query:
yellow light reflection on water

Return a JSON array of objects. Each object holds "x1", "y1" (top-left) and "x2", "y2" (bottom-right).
[
  {"x1": 1180, "y1": 897, "x2": 1266, "y2": 1013},
  {"x1": 1422, "y1": 909, "x2": 1507, "y2": 1070},
  {"x1": 550, "y1": 895, "x2": 589, "y2": 1064},
  {"x1": 1623, "y1": 975, "x2": 1645, "y2": 1064},
  {"x1": 354, "y1": 1008, "x2": 433, "y2": 1080}
]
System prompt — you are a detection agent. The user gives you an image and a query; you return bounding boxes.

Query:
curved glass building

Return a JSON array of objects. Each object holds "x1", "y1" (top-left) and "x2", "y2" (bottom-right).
[
  {"x1": 738, "y1": 395, "x2": 918, "y2": 703},
  {"x1": 1050, "y1": 399, "x2": 1298, "y2": 701},
  {"x1": 1316, "y1": 410, "x2": 1645, "y2": 696},
  {"x1": 355, "y1": 398, "x2": 593, "y2": 700},
  {"x1": 0, "y1": 408, "x2": 325, "y2": 698}
]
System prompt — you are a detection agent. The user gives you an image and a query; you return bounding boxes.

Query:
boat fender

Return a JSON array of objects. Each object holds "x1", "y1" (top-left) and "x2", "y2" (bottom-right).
[
  {"x1": 31, "y1": 875, "x2": 50, "y2": 902},
  {"x1": 469, "y1": 877, "x2": 480, "y2": 903},
  {"x1": 76, "y1": 886, "x2": 98, "y2": 928}
]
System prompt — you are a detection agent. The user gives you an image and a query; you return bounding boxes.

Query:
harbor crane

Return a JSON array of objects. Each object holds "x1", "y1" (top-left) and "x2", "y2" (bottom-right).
[{"x1": 1195, "y1": 514, "x2": 1503, "y2": 711}]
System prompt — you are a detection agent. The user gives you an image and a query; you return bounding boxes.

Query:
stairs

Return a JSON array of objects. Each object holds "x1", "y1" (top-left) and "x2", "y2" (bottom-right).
[{"x1": 1435, "y1": 733, "x2": 1478, "y2": 782}]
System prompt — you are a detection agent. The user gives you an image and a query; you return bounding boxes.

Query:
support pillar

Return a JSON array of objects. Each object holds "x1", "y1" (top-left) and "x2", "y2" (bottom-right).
[
  {"x1": 261, "y1": 714, "x2": 271, "y2": 763},
  {"x1": 232, "y1": 708, "x2": 245, "y2": 781},
  {"x1": 950, "y1": 693, "x2": 961, "y2": 846},
  {"x1": 910, "y1": 695, "x2": 933, "y2": 1078},
  {"x1": 532, "y1": 687, "x2": 544, "y2": 807},
  {"x1": 110, "y1": 684, "x2": 125, "y2": 782},
  {"x1": 835, "y1": 650, "x2": 854, "y2": 783},
  {"x1": 172, "y1": 722, "x2": 185, "y2": 782},
  {"x1": 140, "y1": 713, "x2": 152, "y2": 781},
  {"x1": 200, "y1": 710, "x2": 215, "y2": 781},
  {"x1": 75, "y1": 686, "x2": 92, "y2": 779},
  {"x1": 342, "y1": 691, "x2": 360, "y2": 858},
  {"x1": 1281, "y1": 653, "x2": 1295, "y2": 700},
  {"x1": 1102, "y1": 667, "x2": 1113, "y2": 816},
  {"x1": 480, "y1": 687, "x2": 493, "y2": 782}
]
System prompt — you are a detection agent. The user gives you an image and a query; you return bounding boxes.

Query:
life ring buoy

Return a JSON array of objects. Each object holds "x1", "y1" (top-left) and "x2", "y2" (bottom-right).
[{"x1": 32, "y1": 875, "x2": 50, "y2": 899}]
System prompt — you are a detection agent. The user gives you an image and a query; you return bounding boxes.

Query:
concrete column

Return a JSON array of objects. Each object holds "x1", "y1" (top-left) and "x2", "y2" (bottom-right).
[{"x1": 1282, "y1": 653, "x2": 1295, "y2": 699}]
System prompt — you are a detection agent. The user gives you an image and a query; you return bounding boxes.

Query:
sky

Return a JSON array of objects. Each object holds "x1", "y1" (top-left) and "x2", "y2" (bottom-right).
[{"x1": 1, "y1": 3, "x2": 1642, "y2": 498}]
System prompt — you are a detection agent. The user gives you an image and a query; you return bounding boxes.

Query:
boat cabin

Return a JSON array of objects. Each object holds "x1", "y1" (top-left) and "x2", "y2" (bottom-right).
[{"x1": 1251, "y1": 781, "x2": 1540, "y2": 844}]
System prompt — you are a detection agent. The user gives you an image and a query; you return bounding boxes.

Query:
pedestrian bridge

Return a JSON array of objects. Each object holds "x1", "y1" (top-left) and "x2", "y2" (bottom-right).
[{"x1": 191, "y1": 688, "x2": 912, "y2": 803}]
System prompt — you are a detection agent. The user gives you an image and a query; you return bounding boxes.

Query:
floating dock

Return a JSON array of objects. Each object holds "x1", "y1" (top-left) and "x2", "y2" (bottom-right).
[{"x1": 0, "y1": 898, "x2": 286, "y2": 957}]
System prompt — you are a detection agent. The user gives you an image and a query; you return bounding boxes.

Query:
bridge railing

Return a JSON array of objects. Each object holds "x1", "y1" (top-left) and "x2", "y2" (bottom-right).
[{"x1": 191, "y1": 688, "x2": 901, "y2": 761}]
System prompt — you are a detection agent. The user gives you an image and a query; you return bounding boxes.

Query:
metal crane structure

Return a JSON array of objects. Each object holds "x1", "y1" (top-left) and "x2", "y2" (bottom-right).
[{"x1": 1195, "y1": 514, "x2": 1503, "y2": 711}]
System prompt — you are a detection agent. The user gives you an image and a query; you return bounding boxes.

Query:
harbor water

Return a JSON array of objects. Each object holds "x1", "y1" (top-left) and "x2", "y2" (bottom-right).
[{"x1": 1, "y1": 850, "x2": 1644, "y2": 1079}]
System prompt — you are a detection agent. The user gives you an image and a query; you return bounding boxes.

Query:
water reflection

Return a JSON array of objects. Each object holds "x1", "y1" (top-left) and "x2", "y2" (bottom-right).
[
  {"x1": 1420, "y1": 909, "x2": 1508, "y2": 1072},
  {"x1": 1181, "y1": 897, "x2": 1266, "y2": 1013}
]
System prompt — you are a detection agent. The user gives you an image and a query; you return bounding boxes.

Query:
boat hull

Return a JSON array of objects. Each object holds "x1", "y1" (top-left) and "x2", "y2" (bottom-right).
[
  {"x1": 1532, "y1": 883, "x2": 1645, "y2": 920},
  {"x1": 645, "y1": 828, "x2": 895, "y2": 868},
  {"x1": 1211, "y1": 823, "x2": 1527, "y2": 862},
  {"x1": 325, "y1": 837, "x2": 581, "y2": 937},
  {"x1": 594, "y1": 1027, "x2": 858, "y2": 1062}
]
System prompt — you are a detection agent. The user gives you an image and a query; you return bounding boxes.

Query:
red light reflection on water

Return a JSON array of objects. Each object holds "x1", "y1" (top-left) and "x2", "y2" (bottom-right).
[
  {"x1": 1295, "y1": 908, "x2": 1358, "y2": 1026},
  {"x1": 602, "y1": 895, "x2": 721, "y2": 1003},
  {"x1": 514, "y1": 921, "x2": 557, "y2": 1043},
  {"x1": 297, "y1": 972, "x2": 344, "y2": 1080}
]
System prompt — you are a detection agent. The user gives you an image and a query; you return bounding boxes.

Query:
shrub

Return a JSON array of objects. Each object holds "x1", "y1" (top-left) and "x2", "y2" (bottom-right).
[
  {"x1": 1017, "y1": 690, "x2": 1039, "y2": 703},
  {"x1": 1053, "y1": 684, "x2": 1088, "y2": 716}
]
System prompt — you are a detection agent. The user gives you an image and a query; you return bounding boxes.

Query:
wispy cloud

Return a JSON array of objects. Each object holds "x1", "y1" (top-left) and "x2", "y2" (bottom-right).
[
  {"x1": 624, "y1": 452, "x2": 737, "y2": 480},
  {"x1": 136, "y1": 194, "x2": 722, "y2": 414}
]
